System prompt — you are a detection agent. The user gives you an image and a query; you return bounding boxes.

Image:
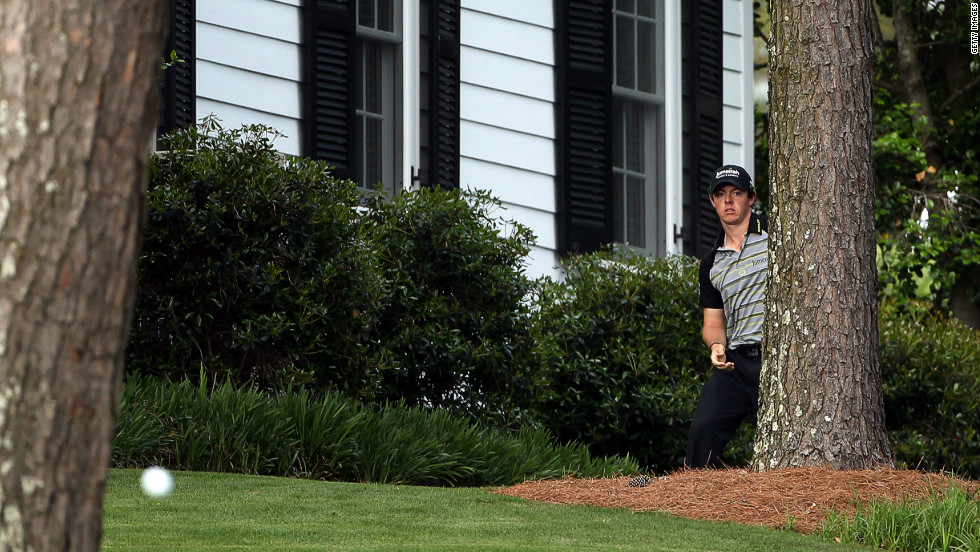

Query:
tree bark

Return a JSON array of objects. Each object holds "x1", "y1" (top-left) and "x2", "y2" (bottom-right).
[
  {"x1": 0, "y1": 2, "x2": 168, "y2": 550},
  {"x1": 754, "y1": 0, "x2": 894, "y2": 470}
]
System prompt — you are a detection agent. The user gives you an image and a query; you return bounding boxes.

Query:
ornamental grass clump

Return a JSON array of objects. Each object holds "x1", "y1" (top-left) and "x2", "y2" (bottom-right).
[
  {"x1": 821, "y1": 483, "x2": 980, "y2": 551},
  {"x1": 113, "y1": 376, "x2": 638, "y2": 486}
]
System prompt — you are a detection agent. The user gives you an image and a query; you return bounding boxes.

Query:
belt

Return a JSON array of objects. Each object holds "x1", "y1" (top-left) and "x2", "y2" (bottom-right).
[{"x1": 730, "y1": 343, "x2": 761, "y2": 359}]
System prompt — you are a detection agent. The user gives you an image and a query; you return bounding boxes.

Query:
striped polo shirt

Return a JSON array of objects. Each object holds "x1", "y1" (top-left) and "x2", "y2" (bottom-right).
[{"x1": 698, "y1": 213, "x2": 769, "y2": 348}]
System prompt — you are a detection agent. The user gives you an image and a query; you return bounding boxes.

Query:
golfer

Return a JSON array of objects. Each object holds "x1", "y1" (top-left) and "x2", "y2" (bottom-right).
[{"x1": 686, "y1": 164, "x2": 768, "y2": 469}]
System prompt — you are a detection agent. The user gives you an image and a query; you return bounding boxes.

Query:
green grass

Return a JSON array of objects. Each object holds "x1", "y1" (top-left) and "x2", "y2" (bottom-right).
[
  {"x1": 103, "y1": 469, "x2": 865, "y2": 551},
  {"x1": 821, "y1": 483, "x2": 980, "y2": 551}
]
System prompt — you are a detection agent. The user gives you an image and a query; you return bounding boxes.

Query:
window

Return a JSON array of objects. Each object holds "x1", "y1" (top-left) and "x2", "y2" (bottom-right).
[
  {"x1": 612, "y1": 0, "x2": 664, "y2": 253},
  {"x1": 303, "y1": 0, "x2": 457, "y2": 195},
  {"x1": 555, "y1": 0, "x2": 723, "y2": 257},
  {"x1": 356, "y1": 0, "x2": 400, "y2": 194}
]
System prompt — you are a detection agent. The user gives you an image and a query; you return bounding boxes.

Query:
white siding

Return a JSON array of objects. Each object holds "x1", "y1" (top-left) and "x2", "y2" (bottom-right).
[
  {"x1": 462, "y1": 0, "x2": 553, "y2": 27},
  {"x1": 195, "y1": 0, "x2": 304, "y2": 156},
  {"x1": 460, "y1": 158, "x2": 554, "y2": 212},
  {"x1": 460, "y1": 47, "x2": 554, "y2": 101},
  {"x1": 460, "y1": 1, "x2": 561, "y2": 276},
  {"x1": 185, "y1": 0, "x2": 756, "y2": 279},
  {"x1": 461, "y1": 84, "x2": 554, "y2": 138},
  {"x1": 721, "y1": 0, "x2": 755, "y2": 174},
  {"x1": 197, "y1": 61, "x2": 301, "y2": 117}
]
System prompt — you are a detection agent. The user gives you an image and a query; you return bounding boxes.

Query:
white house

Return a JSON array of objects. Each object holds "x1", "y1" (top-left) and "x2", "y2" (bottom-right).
[{"x1": 159, "y1": 0, "x2": 755, "y2": 278}]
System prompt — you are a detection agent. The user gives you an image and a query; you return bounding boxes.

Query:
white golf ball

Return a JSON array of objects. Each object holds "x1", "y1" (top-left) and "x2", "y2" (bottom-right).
[{"x1": 140, "y1": 466, "x2": 174, "y2": 498}]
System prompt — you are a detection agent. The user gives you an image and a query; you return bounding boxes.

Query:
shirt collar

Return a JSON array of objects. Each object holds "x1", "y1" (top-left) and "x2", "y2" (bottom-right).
[{"x1": 713, "y1": 212, "x2": 765, "y2": 250}]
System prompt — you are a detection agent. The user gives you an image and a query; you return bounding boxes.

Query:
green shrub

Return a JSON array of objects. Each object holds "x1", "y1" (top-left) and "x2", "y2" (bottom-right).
[
  {"x1": 880, "y1": 300, "x2": 980, "y2": 478},
  {"x1": 113, "y1": 376, "x2": 638, "y2": 486},
  {"x1": 132, "y1": 125, "x2": 537, "y2": 422},
  {"x1": 360, "y1": 188, "x2": 537, "y2": 424},
  {"x1": 527, "y1": 248, "x2": 716, "y2": 473},
  {"x1": 129, "y1": 118, "x2": 380, "y2": 395}
]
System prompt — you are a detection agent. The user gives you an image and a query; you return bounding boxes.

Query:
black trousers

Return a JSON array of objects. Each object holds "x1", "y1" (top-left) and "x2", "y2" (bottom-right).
[{"x1": 685, "y1": 347, "x2": 761, "y2": 469}]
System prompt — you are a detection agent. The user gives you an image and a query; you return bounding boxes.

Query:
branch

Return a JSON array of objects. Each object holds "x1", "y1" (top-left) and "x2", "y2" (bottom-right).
[
  {"x1": 875, "y1": 79, "x2": 904, "y2": 96},
  {"x1": 753, "y1": 12, "x2": 770, "y2": 48},
  {"x1": 938, "y1": 75, "x2": 980, "y2": 112}
]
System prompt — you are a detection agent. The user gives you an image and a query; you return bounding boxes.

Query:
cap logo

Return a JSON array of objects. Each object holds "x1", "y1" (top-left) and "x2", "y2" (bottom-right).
[{"x1": 715, "y1": 168, "x2": 741, "y2": 180}]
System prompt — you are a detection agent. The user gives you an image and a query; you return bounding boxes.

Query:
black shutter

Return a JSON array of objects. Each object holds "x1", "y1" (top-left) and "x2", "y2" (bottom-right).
[
  {"x1": 681, "y1": 0, "x2": 724, "y2": 256},
  {"x1": 426, "y1": 0, "x2": 461, "y2": 190},
  {"x1": 555, "y1": 0, "x2": 613, "y2": 255},
  {"x1": 302, "y1": 0, "x2": 355, "y2": 179},
  {"x1": 158, "y1": 0, "x2": 195, "y2": 143}
]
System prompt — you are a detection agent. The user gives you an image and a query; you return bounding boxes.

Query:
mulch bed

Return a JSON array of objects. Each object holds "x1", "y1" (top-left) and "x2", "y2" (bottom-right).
[{"x1": 494, "y1": 467, "x2": 979, "y2": 534}]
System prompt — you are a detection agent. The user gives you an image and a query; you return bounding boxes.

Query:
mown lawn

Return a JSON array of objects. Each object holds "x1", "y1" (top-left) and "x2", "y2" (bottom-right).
[{"x1": 103, "y1": 469, "x2": 865, "y2": 551}]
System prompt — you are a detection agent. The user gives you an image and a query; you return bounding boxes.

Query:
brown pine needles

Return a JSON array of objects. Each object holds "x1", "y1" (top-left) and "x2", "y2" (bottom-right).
[{"x1": 495, "y1": 467, "x2": 979, "y2": 534}]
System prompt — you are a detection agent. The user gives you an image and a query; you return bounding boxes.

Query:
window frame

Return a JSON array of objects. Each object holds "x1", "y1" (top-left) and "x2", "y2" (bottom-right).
[
  {"x1": 355, "y1": 0, "x2": 403, "y2": 195},
  {"x1": 611, "y1": 0, "x2": 666, "y2": 255}
]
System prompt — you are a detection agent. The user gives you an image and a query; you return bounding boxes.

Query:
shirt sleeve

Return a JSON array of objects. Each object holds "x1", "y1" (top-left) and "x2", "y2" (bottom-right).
[{"x1": 698, "y1": 252, "x2": 723, "y2": 309}]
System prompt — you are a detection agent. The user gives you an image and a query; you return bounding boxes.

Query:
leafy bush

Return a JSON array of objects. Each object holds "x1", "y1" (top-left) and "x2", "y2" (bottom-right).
[
  {"x1": 873, "y1": 94, "x2": 980, "y2": 313},
  {"x1": 131, "y1": 123, "x2": 538, "y2": 421},
  {"x1": 360, "y1": 188, "x2": 537, "y2": 424},
  {"x1": 880, "y1": 300, "x2": 980, "y2": 478},
  {"x1": 113, "y1": 376, "x2": 638, "y2": 485},
  {"x1": 129, "y1": 118, "x2": 380, "y2": 395},
  {"x1": 527, "y1": 248, "x2": 714, "y2": 473}
]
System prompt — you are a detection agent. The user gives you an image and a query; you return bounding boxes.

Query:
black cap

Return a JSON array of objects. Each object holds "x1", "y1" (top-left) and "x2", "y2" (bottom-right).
[{"x1": 709, "y1": 164, "x2": 753, "y2": 194}]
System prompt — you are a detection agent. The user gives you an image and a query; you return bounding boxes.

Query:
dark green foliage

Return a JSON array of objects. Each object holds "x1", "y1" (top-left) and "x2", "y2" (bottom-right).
[
  {"x1": 130, "y1": 123, "x2": 537, "y2": 422},
  {"x1": 880, "y1": 300, "x2": 980, "y2": 478},
  {"x1": 873, "y1": 92, "x2": 980, "y2": 311},
  {"x1": 113, "y1": 376, "x2": 638, "y2": 485},
  {"x1": 869, "y1": 14, "x2": 980, "y2": 312},
  {"x1": 361, "y1": 188, "x2": 537, "y2": 424},
  {"x1": 528, "y1": 248, "x2": 714, "y2": 473},
  {"x1": 130, "y1": 118, "x2": 380, "y2": 395}
]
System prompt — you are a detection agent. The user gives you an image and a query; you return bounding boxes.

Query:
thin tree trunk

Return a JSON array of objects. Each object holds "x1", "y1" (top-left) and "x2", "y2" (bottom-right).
[
  {"x1": 890, "y1": 0, "x2": 942, "y2": 169},
  {"x1": 754, "y1": 0, "x2": 894, "y2": 471},
  {"x1": 0, "y1": 2, "x2": 168, "y2": 550},
  {"x1": 889, "y1": 1, "x2": 980, "y2": 326}
]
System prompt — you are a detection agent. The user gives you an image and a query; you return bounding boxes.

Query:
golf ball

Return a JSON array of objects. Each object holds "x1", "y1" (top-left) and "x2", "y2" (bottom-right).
[{"x1": 140, "y1": 466, "x2": 174, "y2": 498}]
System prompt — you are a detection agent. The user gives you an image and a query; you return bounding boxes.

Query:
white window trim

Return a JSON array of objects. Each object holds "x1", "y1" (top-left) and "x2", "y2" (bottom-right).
[
  {"x1": 401, "y1": 0, "x2": 421, "y2": 191},
  {"x1": 663, "y1": 0, "x2": 684, "y2": 254},
  {"x1": 355, "y1": 0, "x2": 422, "y2": 194}
]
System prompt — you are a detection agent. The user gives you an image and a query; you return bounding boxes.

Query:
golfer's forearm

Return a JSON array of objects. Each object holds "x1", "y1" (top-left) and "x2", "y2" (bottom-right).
[
  {"x1": 702, "y1": 330, "x2": 727, "y2": 349},
  {"x1": 702, "y1": 308, "x2": 727, "y2": 349}
]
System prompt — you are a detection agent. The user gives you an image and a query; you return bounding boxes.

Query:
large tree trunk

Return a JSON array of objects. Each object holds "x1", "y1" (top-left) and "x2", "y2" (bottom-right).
[
  {"x1": 754, "y1": 0, "x2": 894, "y2": 470},
  {"x1": 0, "y1": 2, "x2": 168, "y2": 550}
]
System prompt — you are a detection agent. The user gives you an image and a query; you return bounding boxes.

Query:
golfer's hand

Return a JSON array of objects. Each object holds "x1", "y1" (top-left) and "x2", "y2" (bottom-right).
[{"x1": 710, "y1": 344, "x2": 735, "y2": 371}]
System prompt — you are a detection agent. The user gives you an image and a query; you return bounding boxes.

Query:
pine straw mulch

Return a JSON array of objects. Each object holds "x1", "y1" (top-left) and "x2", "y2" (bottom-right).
[{"x1": 494, "y1": 467, "x2": 979, "y2": 534}]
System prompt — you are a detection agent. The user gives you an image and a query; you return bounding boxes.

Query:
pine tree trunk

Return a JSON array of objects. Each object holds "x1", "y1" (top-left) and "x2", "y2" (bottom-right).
[
  {"x1": 753, "y1": 0, "x2": 894, "y2": 471},
  {"x1": 0, "y1": 2, "x2": 168, "y2": 550}
]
